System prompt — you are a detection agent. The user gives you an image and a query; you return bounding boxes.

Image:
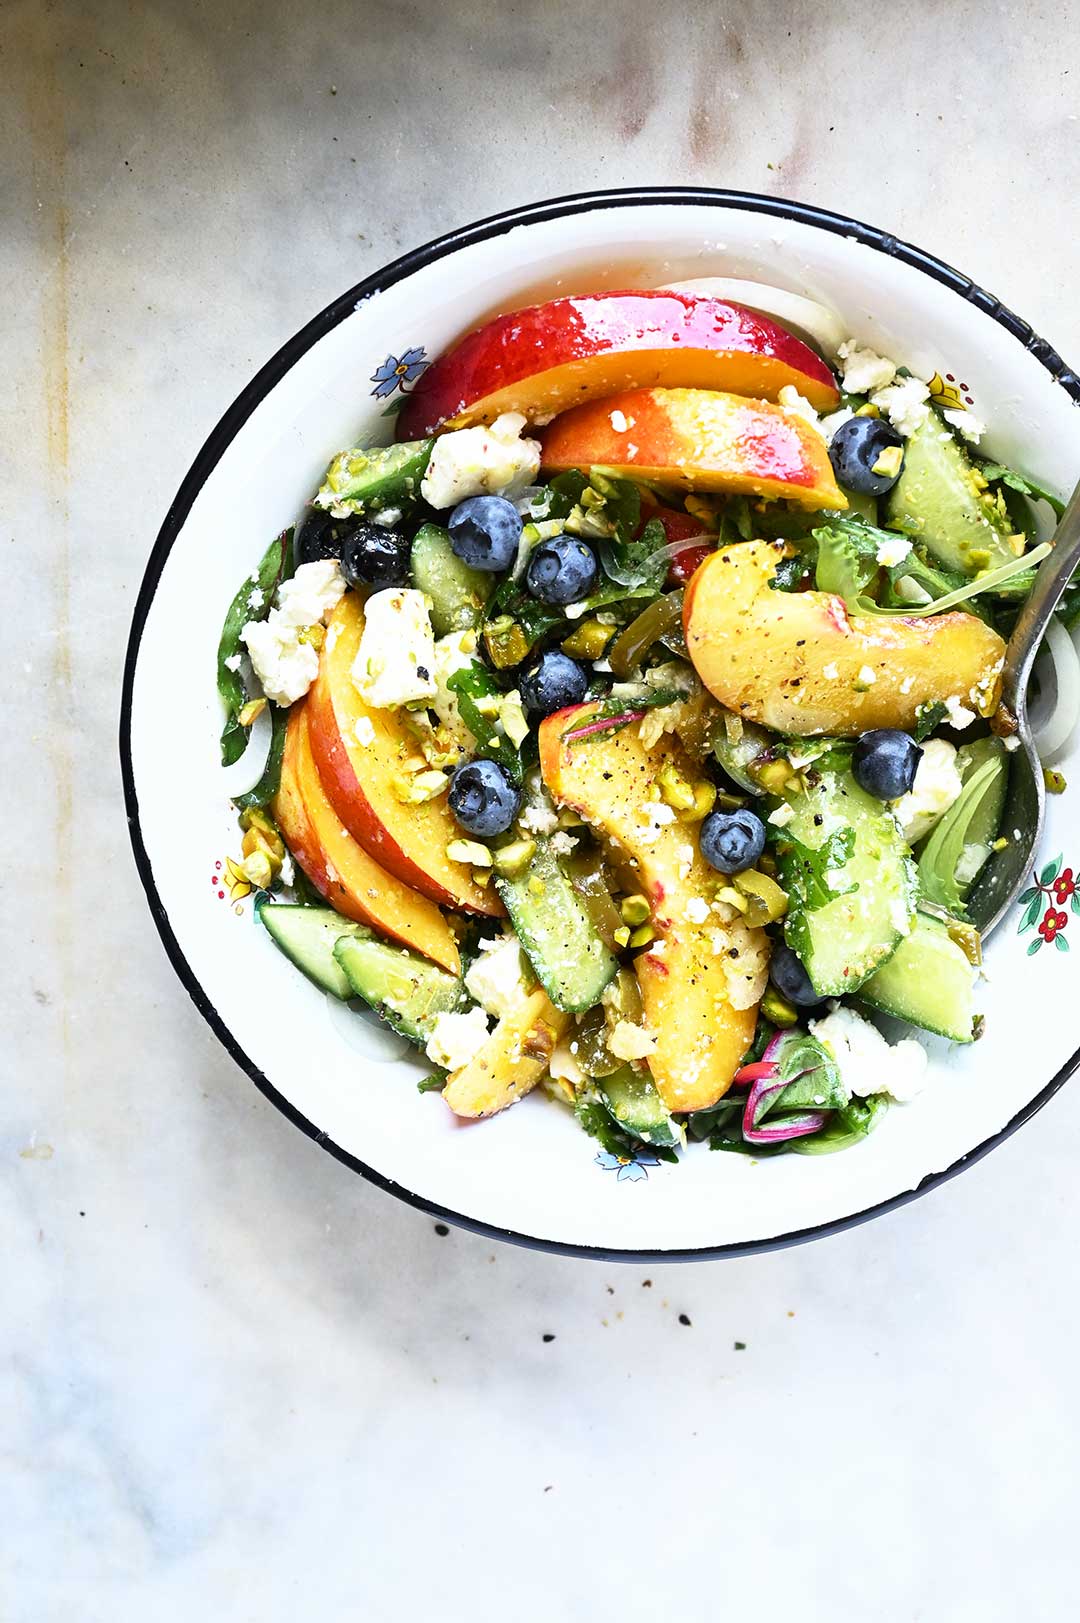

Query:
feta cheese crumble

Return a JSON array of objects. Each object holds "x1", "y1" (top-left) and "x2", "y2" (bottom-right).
[
  {"x1": 609, "y1": 409, "x2": 629, "y2": 432},
  {"x1": 684, "y1": 896, "x2": 710, "y2": 924},
  {"x1": 891, "y1": 738, "x2": 963, "y2": 843},
  {"x1": 777, "y1": 384, "x2": 823, "y2": 433},
  {"x1": 464, "y1": 933, "x2": 533, "y2": 1021},
  {"x1": 943, "y1": 407, "x2": 987, "y2": 445},
  {"x1": 837, "y1": 340, "x2": 896, "y2": 396},
  {"x1": 420, "y1": 412, "x2": 541, "y2": 509},
  {"x1": 875, "y1": 535, "x2": 912, "y2": 567},
  {"x1": 354, "y1": 716, "x2": 376, "y2": 747},
  {"x1": 240, "y1": 561, "x2": 346, "y2": 706},
  {"x1": 425, "y1": 1005, "x2": 492, "y2": 1073},
  {"x1": 870, "y1": 374, "x2": 931, "y2": 437},
  {"x1": 810, "y1": 1003, "x2": 928, "y2": 1102},
  {"x1": 351, "y1": 588, "x2": 437, "y2": 708},
  {"x1": 943, "y1": 694, "x2": 976, "y2": 730},
  {"x1": 607, "y1": 1020, "x2": 657, "y2": 1061},
  {"x1": 768, "y1": 803, "x2": 795, "y2": 828}
]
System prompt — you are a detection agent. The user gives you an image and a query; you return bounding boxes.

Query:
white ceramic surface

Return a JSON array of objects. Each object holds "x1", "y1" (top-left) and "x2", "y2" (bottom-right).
[{"x1": 124, "y1": 194, "x2": 1080, "y2": 1256}]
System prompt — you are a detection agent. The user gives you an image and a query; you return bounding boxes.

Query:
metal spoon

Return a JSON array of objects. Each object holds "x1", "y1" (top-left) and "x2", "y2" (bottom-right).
[{"x1": 968, "y1": 478, "x2": 1080, "y2": 937}]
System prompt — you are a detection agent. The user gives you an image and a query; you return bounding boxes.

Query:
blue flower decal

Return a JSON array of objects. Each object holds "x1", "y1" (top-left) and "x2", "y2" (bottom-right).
[
  {"x1": 595, "y1": 1150, "x2": 661, "y2": 1183},
  {"x1": 370, "y1": 348, "x2": 428, "y2": 398}
]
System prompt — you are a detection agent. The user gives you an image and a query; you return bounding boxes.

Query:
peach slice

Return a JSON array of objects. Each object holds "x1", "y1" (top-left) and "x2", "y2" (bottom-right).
[
  {"x1": 307, "y1": 593, "x2": 502, "y2": 917},
  {"x1": 272, "y1": 706, "x2": 461, "y2": 975},
  {"x1": 396, "y1": 289, "x2": 839, "y2": 438},
  {"x1": 540, "y1": 387, "x2": 847, "y2": 510},
  {"x1": 683, "y1": 542, "x2": 1007, "y2": 736},
  {"x1": 539, "y1": 702, "x2": 766, "y2": 1112},
  {"x1": 441, "y1": 989, "x2": 571, "y2": 1119}
]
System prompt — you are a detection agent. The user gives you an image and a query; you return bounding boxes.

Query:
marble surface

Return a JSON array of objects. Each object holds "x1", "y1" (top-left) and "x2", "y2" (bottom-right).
[{"x1": 5, "y1": 1, "x2": 1080, "y2": 1617}]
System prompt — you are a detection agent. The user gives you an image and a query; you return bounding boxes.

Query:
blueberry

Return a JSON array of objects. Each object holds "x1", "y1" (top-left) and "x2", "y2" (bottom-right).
[
  {"x1": 448, "y1": 758, "x2": 521, "y2": 837},
  {"x1": 448, "y1": 496, "x2": 522, "y2": 573},
  {"x1": 525, "y1": 535, "x2": 598, "y2": 606},
  {"x1": 852, "y1": 729, "x2": 922, "y2": 801},
  {"x1": 339, "y1": 522, "x2": 411, "y2": 588},
  {"x1": 770, "y1": 944, "x2": 823, "y2": 1008},
  {"x1": 699, "y1": 808, "x2": 767, "y2": 874},
  {"x1": 828, "y1": 416, "x2": 906, "y2": 495},
  {"x1": 519, "y1": 650, "x2": 589, "y2": 717},
  {"x1": 295, "y1": 508, "x2": 359, "y2": 567}
]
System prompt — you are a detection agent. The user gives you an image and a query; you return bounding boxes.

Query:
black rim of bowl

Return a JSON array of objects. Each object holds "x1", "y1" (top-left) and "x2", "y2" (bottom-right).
[{"x1": 120, "y1": 186, "x2": 1080, "y2": 1262}]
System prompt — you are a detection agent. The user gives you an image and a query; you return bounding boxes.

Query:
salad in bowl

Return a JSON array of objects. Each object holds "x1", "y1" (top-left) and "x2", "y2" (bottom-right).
[{"x1": 214, "y1": 281, "x2": 1068, "y2": 1173}]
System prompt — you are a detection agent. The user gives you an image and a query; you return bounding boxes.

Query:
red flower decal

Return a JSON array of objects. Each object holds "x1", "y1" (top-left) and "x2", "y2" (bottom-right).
[
  {"x1": 1039, "y1": 908, "x2": 1068, "y2": 943},
  {"x1": 1053, "y1": 867, "x2": 1075, "y2": 904}
]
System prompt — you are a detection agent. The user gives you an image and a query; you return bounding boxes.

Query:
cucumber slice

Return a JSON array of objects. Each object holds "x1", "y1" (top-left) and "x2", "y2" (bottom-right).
[
  {"x1": 859, "y1": 912, "x2": 976, "y2": 1042},
  {"x1": 917, "y1": 739, "x2": 1008, "y2": 914},
  {"x1": 776, "y1": 753, "x2": 918, "y2": 997},
  {"x1": 257, "y1": 901, "x2": 367, "y2": 999},
  {"x1": 411, "y1": 523, "x2": 492, "y2": 635},
  {"x1": 495, "y1": 838, "x2": 618, "y2": 1014},
  {"x1": 600, "y1": 1066, "x2": 680, "y2": 1149},
  {"x1": 316, "y1": 439, "x2": 433, "y2": 520},
  {"x1": 885, "y1": 414, "x2": 1019, "y2": 576},
  {"x1": 332, "y1": 935, "x2": 465, "y2": 1044}
]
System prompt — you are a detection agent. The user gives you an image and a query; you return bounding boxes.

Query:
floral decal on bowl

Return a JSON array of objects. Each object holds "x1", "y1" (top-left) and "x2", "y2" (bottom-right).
[
  {"x1": 1017, "y1": 854, "x2": 1077, "y2": 954},
  {"x1": 927, "y1": 371, "x2": 977, "y2": 410},
  {"x1": 370, "y1": 348, "x2": 428, "y2": 399},
  {"x1": 595, "y1": 1149, "x2": 662, "y2": 1183}
]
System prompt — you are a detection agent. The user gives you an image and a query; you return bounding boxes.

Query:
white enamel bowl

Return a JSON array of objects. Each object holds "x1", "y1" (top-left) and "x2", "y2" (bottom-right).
[{"x1": 122, "y1": 189, "x2": 1080, "y2": 1259}]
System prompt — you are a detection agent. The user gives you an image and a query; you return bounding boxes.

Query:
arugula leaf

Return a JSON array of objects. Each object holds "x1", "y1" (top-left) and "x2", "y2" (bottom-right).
[
  {"x1": 913, "y1": 701, "x2": 948, "y2": 742},
  {"x1": 977, "y1": 461, "x2": 1066, "y2": 519},
  {"x1": 217, "y1": 529, "x2": 294, "y2": 765},
  {"x1": 599, "y1": 516, "x2": 669, "y2": 590},
  {"x1": 232, "y1": 703, "x2": 289, "y2": 810},
  {"x1": 772, "y1": 826, "x2": 857, "y2": 913},
  {"x1": 768, "y1": 554, "x2": 814, "y2": 593},
  {"x1": 446, "y1": 663, "x2": 523, "y2": 783}
]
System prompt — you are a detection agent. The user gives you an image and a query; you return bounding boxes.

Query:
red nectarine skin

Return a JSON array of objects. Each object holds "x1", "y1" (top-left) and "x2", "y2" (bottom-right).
[
  {"x1": 272, "y1": 707, "x2": 462, "y2": 975},
  {"x1": 541, "y1": 387, "x2": 846, "y2": 509},
  {"x1": 396, "y1": 289, "x2": 839, "y2": 438}
]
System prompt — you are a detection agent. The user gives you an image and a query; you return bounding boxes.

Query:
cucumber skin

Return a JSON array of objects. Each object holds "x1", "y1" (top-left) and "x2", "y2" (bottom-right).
[
  {"x1": 332, "y1": 935, "x2": 464, "y2": 1045},
  {"x1": 777, "y1": 758, "x2": 918, "y2": 998},
  {"x1": 495, "y1": 840, "x2": 618, "y2": 1015},
  {"x1": 410, "y1": 524, "x2": 491, "y2": 636},
  {"x1": 599, "y1": 1067, "x2": 680, "y2": 1149},
  {"x1": 257, "y1": 901, "x2": 365, "y2": 1000},
  {"x1": 317, "y1": 440, "x2": 433, "y2": 519},
  {"x1": 859, "y1": 914, "x2": 976, "y2": 1043}
]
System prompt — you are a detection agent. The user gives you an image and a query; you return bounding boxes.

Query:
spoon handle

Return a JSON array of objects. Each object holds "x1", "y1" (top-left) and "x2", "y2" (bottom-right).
[{"x1": 1001, "y1": 476, "x2": 1080, "y2": 720}]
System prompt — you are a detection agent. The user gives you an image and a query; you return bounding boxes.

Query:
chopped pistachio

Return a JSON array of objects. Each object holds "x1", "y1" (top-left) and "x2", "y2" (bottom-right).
[
  {"x1": 237, "y1": 696, "x2": 268, "y2": 727},
  {"x1": 716, "y1": 885, "x2": 749, "y2": 913},
  {"x1": 854, "y1": 402, "x2": 880, "y2": 418},
  {"x1": 1044, "y1": 767, "x2": 1067, "y2": 795},
  {"x1": 499, "y1": 690, "x2": 530, "y2": 748},
  {"x1": 613, "y1": 925, "x2": 632, "y2": 949},
  {"x1": 561, "y1": 619, "x2": 614, "y2": 660},
  {"x1": 761, "y1": 987, "x2": 799, "y2": 1028},
  {"x1": 393, "y1": 769, "x2": 450, "y2": 805},
  {"x1": 472, "y1": 868, "x2": 493, "y2": 888},
  {"x1": 870, "y1": 444, "x2": 903, "y2": 480},
  {"x1": 946, "y1": 920, "x2": 983, "y2": 966},
  {"x1": 682, "y1": 781, "x2": 717, "y2": 822},
  {"x1": 732, "y1": 868, "x2": 788, "y2": 925},
  {"x1": 753, "y1": 759, "x2": 795, "y2": 795},
  {"x1": 473, "y1": 693, "x2": 502, "y2": 719},
  {"x1": 297, "y1": 623, "x2": 325, "y2": 650},
  {"x1": 990, "y1": 836, "x2": 1009, "y2": 852},
  {"x1": 620, "y1": 894, "x2": 651, "y2": 927},
  {"x1": 492, "y1": 837, "x2": 537, "y2": 878},
  {"x1": 628, "y1": 924, "x2": 655, "y2": 949},
  {"x1": 447, "y1": 838, "x2": 492, "y2": 868},
  {"x1": 657, "y1": 762, "x2": 695, "y2": 812}
]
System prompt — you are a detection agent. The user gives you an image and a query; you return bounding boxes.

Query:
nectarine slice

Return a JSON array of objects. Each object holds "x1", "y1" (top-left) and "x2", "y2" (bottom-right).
[
  {"x1": 539, "y1": 702, "x2": 766, "y2": 1112},
  {"x1": 683, "y1": 542, "x2": 1007, "y2": 737},
  {"x1": 308, "y1": 593, "x2": 502, "y2": 917},
  {"x1": 272, "y1": 706, "x2": 461, "y2": 976},
  {"x1": 541, "y1": 387, "x2": 846, "y2": 510},
  {"x1": 441, "y1": 988, "x2": 571, "y2": 1119},
  {"x1": 396, "y1": 289, "x2": 839, "y2": 438}
]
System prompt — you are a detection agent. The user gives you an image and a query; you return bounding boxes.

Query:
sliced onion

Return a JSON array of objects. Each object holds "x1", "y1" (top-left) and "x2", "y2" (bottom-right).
[
  {"x1": 1030, "y1": 614, "x2": 1080, "y2": 760},
  {"x1": 658, "y1": 278, "x2": 846, "y2": 359},
  {"x1": 220, "y1": 702, "x2": 273, "y2": 797}
]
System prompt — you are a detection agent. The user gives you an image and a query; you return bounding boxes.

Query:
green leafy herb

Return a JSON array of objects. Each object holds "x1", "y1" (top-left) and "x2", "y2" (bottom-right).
[
  {"x1": 977, "y1": 461, "x2": 1066, "y2": 519},
  {"x1": 446, "y1": 663, "x2": 523, "y2": 783},
  {"x1": 417, "y1": 1071, "x2": 448, "y2": 1094},
  {"x1": 772, "y1": 826, "x2": 857, "y2": 913},
  {"x1": 217, "y1": 529, "x2": 294, "y2": 765},
  {"x1": 812, "y1": 520, "x2": 881, "y2": 601},
  {"x1": 599, "y1": 516, "x2": 669, "y2": 591},
  {"x1": 913, "y1": 701, "x2": 948, "y2": 742},
  {"x1": 768, "y1": 554, "x2": 813, "y2": 593},
  {"x1": 789, "y1": 1094, "x2": 889, "y2": 1154}
]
